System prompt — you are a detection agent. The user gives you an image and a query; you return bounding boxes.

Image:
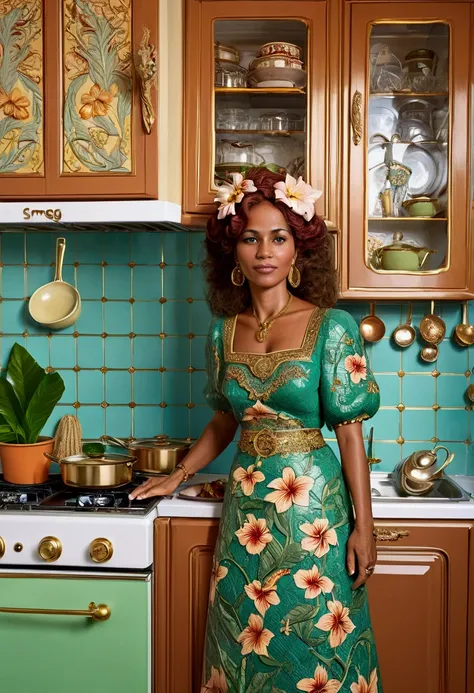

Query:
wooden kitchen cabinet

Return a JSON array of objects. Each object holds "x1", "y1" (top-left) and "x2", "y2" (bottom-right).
[
  {"x1": 156, "y1": 516, "x2": 474, "y2": 693},
  {"x1": 342, "y1": 2, "x2": 473, "y2": 299},
  {"x1": 0, "y1": 0, "x2": 158, "y2": 200},
  {"x1": 182, "y1": 0, "x2": 335, "y2": 228}
]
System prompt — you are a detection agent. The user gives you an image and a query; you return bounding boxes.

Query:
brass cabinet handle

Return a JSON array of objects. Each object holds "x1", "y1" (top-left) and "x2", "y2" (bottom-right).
[
  {"x1": 373, "y1": 527, "x2": 410, "y2": 542},
  {"x1": 134, "y1": 26, "x2": 157, "y2": 134},
  {"x1": 351, "y1": 90, "x2": 363, "y2": 146},
  {"x1": 0, "y1": 601, "x2": 111, "y2": 622}
]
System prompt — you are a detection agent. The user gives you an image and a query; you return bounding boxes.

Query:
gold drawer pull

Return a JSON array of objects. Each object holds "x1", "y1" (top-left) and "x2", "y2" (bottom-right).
[
  {"x1": 0, "y1": 601, "x2": 110, "y2": 622},
  {"x1": 373, "y1": 528, "x2": 410, "y2": 542},
  {"x1": 351, "y1": 90, "x2": 363, "y2": 146}
]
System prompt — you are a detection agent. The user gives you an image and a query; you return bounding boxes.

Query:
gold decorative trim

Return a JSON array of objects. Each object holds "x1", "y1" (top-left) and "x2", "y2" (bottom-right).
[
  {"x1": 134, "y1": 26, "x2": 157, "y2": 135},
  {"x1": 225, "y1": 364, "x2": 308, "y2": 402},
  {"x1": 333, "y1": 413, "x2": 369, "y2": 429},
  {"x1": 239, "y1": 427, "x2": 325, "y2": 459},
  {"x1": 367, "y1": 380, "x2": 379, "y2": 394},
  {"x1": 396, "y1": 403, "x2": 405, "y2": 412},
  {"x1": 224, "y1": 307, "x2": 325, "y2": 380},
  {"x1": 351, "y1": 90, "x2": 362, "y2": 146}
]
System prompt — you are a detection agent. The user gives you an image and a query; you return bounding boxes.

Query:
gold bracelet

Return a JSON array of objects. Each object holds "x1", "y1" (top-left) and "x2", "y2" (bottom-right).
[{"x1": 174, "y1": 462, "x2": 194, "y2": 482}]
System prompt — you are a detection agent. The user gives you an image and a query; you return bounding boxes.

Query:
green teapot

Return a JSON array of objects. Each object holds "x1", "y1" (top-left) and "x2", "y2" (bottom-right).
[{"x1": 372, "y1": 232, "x2": 437, "y2": 271}]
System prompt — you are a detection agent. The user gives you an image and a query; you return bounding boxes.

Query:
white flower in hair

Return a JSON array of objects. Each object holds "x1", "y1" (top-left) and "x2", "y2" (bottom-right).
[
  {"x1": 214, "y1": 173, "x2": 257, "y2": 219},
  {"x1": 273, "y1": 174, "x2": 322, "y2": 221}
]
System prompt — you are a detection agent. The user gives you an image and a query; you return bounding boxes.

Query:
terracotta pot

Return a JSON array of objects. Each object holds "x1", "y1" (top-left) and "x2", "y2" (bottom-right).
[{"x1": 0, "y1": 437, "x2": 55, "y2": 484}]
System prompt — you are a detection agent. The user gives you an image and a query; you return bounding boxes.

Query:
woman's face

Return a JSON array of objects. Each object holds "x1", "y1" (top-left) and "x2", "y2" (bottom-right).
[{"x1": 235, "y1": 201, "x2": 296, "y2": 289}]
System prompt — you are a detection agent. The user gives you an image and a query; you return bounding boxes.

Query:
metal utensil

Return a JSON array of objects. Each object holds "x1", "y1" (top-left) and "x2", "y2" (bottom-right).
[
  {"x1": 392, "y1": 304, "x2": 416, "y2": 347},
  {"x1": 29, "y1": 238, "x2": 82, "y2": 330},
  {"x1": 419, "y1": 301, "x2": 445, "y2": 345},
  {"x1": 367, "y1": 426, "x2": 381, "y2": 466},
  {"x1": 466, "y1": 384, "x2": 474, "y2": 403},
  {"x1": 420, "y1": 343, "x2": 439, "y2": 363},
  {"x1": 45, "y1": 452, "x2": 137, "y2": 489},
  {"x1": 360, "y1": 303, "x2": 386, "y2": 343},
  {"x1": 101, "y1": 434, "x2": 191, "y2": 475},
  {"x1": 455, "y1": 302, "x2": 474, "y2": 347}
]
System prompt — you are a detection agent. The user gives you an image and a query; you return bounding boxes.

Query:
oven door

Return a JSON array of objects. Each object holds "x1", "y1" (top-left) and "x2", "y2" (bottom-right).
[{"x1": 0, "y1": 569, "x2": 151, "y2": 693}]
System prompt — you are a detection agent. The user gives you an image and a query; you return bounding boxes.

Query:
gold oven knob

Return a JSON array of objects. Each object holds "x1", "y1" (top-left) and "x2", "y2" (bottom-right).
[
  {"x1": 89, "y1": 538, "x2": 113, "y2": 563},
  {"x1": 0, "y1": 537, "x2": 5, "y2": 558},
  {"x1": 38, "y1": 536, "x2": 62, "y2": 562}
]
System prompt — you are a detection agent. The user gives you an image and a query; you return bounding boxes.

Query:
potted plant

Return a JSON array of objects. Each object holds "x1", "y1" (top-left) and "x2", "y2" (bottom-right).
[{"x1": 0, "y1": 343, "x2": 65, "y2": 484}]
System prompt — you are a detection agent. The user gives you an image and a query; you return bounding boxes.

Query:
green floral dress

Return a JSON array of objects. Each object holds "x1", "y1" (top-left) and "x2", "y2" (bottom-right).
[{"x1": 201, "y1": 308, "x2": 382, "y2": 693}]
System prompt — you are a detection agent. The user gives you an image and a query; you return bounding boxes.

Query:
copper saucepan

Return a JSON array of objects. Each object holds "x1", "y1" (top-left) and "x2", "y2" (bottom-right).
[
  {"x1": 45, "y1": 452, "x2": 137, "y2": 488},
  {"x1": 101, "y1": 435, "x2": 191, "y2": 475}
]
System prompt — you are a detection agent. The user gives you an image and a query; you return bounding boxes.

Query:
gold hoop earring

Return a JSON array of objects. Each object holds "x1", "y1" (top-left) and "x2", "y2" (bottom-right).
[
  {"x1": 231, "y1": 263, "x2": 245, "y2": 286},
  {"x1": 288, "y1": 260, "x2": 301, "y2": 288}
]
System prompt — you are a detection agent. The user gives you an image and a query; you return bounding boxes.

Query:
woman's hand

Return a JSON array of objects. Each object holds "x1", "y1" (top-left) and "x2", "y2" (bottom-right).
[
  {"x1": 346, "y1": 525, "x2": 377, "y2": 590},
  {"x1": 129, "y1": 469, "x2": 184, "y2": 500}
]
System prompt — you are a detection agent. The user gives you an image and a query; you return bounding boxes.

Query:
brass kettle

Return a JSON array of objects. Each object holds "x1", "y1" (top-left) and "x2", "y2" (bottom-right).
[{"x1": 394, "y1": 445, "x2": 454, "y2": 496}]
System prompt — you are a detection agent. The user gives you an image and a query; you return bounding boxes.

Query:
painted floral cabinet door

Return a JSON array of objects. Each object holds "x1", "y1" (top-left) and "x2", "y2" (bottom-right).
[{"x1": 0, "y1": 0, "x2": 158, "y2": 200}]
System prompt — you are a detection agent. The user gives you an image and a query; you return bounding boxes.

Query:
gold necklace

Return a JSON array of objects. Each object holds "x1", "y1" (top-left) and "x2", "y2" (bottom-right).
[{"x1": 252, "y1": 292, "x2": 293, "y2": 343}]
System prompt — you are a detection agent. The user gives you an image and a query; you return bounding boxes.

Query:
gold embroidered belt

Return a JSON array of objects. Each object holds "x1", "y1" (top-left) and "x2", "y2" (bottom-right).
[{"x1": 238, "y1": 427, "x2": 326, "y2": 459}]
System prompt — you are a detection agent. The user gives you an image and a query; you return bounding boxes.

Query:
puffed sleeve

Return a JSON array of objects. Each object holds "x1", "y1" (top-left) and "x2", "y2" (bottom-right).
[
  {"x1": 320, "y1": 309, "x2": 380, "y2": 430},
  {"x1": 203, "y1": 318, "x2": 233, "y2": 413}
]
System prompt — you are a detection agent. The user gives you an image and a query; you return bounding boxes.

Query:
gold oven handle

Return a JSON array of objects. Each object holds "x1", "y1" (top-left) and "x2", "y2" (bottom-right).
[
  {"x1": 373, "y1": 527, "x2": 410, "y2": 542},
  {"x1": 0, "y1": 601, "x2": 111, "y2": 622},
  {"x1": 351, "y1": 90, "x2": 363, "y2": 146}
]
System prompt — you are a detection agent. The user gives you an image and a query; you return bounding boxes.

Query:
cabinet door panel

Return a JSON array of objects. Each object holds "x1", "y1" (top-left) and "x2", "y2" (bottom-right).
[
  {"x1": 344, "y1": 3, "x2": 471, "y2": 298},
  {"x1": 0, "y1": 0, "x2": 46, "y2": 196}
]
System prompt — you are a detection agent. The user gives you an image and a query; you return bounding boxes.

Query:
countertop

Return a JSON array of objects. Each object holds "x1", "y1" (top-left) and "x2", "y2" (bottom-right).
[{"x1": 156, "y1": 473, "x2": 474, "y2": 521}]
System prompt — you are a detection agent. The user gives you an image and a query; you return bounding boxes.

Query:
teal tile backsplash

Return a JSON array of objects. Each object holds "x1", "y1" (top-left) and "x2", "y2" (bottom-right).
[{"x1": 0, "y1": 230, "x2": 472, "y2": 476}]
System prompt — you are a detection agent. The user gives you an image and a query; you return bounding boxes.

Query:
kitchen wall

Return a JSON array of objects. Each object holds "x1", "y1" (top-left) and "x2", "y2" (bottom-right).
[{"x1": 0, "y1": 230, "x2": 472, "y2": 475}]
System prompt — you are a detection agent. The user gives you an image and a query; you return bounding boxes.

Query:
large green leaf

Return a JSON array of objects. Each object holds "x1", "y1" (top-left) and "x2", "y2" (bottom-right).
[
  {"x1": 23, "y1": 372, "x2": 65, "y2": 443},
  {"x1": 7, "y1": 342, "x2": 45, "y2": 412},
  {"x1": 0, "y1": 425, "x2": 19, "y2": 443},
  {"x1": 0, "y1": 378, "x2": 26, "y2": 442}
]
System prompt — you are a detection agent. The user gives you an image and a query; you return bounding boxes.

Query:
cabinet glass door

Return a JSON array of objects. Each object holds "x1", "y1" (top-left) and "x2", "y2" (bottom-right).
[
  {"x1": 214, "y1": 20, "x2": 308, "y2": 187},
  {"x1": 367, "y1": 22, "x2": 449, "y2": 276}
]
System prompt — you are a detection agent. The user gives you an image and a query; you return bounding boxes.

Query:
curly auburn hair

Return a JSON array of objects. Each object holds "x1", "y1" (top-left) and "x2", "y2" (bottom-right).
[{"x1": 204, "y1": 168, "x2": 338, "y2": 316}]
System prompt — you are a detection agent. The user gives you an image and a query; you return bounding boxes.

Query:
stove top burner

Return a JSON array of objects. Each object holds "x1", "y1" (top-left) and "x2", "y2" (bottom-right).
[{"x1": 0, "y1": 476, "x2": 159, "y2": 515}]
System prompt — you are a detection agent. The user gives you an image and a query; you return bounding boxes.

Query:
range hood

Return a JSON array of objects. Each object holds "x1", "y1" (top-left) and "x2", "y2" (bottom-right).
[{"x1": 0, "y1": 200, "x2": 183, "y2": 231}]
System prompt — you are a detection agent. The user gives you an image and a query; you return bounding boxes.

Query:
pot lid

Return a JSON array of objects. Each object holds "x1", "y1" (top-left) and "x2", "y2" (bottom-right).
[
  {"x1": 128, "y1": 435, "x2": 191, "y2": 451},
  {"x1": 379, "y1": 231, "x2": 430, "y2": 253},
  {"x1": 61, "y1": 453, "x2": 136, "y2": 465}
]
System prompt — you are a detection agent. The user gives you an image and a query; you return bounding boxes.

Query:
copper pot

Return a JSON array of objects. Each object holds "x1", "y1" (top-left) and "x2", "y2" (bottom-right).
[
  {"x1": 101, "y1": 435, "x2": 191, "y2": 475},
  {"x1": 45, "y1": 452, "x2": 137, "y2": 489}
]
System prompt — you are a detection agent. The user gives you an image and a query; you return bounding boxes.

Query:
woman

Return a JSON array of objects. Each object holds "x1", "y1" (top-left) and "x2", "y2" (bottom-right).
[{"x1": 130, "y1": 169, "x2": 382, "y2": 692}]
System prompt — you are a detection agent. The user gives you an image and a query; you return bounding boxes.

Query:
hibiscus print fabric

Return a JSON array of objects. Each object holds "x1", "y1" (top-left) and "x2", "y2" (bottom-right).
[{"x1": 202, "y1": 309, "x2": 382, "y2": 692}]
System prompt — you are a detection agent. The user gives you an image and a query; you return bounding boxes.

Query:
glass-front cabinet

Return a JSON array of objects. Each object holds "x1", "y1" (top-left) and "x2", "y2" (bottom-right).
[
  {"x1": 344, "y1": 3, "x2": 472, "y2": 298},
  {"x1": 183, "y1": 1, "x2": 330, "y2": 224}
]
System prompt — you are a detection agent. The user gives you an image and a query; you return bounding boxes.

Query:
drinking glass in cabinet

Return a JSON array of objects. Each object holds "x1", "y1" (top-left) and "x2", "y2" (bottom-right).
[
  {"x1": 213, "y1": 19, "x2": 308, "y2": 181},
  {"x1": 366, "y1": 22, "x2": 450, "y2": 275}
]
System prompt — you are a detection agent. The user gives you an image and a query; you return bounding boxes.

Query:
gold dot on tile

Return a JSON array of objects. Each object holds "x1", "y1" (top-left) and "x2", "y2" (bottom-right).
[
  {"x1": 100, "y1": 367, "x2": 108, "y2": 373},
  {"x1": 159, "y1": 297, "x2": 167, "y2": 304},
  {"x1": 397, "y1": 370, "x2": 405, "y2": 378},
  {"x1": 23, "y1": 262, "x2": 28, "y2": 268},
  {"x1": 101, "y1": 402, "x2": 109, "y2": 408},
  {"x1": 47, "y1": 333, "x2": 53, "y2": 339},
  {"x1": 128, "y1": 262, "x2": 136, "y2": 268},
  {"x1": 396, "y1": 436, "x2": 404, "y2": 445},
  {"x1": 128, "y1": 367, "x2": 136, "y2": 373},
  {"x1": 159, "y1": 402, "x2": 167, "y2": 408},
  {"x1": 187, "y1": 262, "x2": 194, "y2": 269},
  {"x1": 431, "y1": 370, "x2": 440, "y2": 378},
  {"x1": 188, "y1": 366, "x2": 195, "y2": 373},
  {"x1": 73, "y1": 262, "x2": 80, "y2": 268},
  {"x1": 431, "y1": 436, "x2": 439, "y2": 443},
  {"x1": 129, "y1": 402, "x2": 136, "y2": 408},
  {"x1": 159, "y1": 367, "x2": 166, "y2": 372},
  {"x1": 187, "y1": 297, "x2": 194, "y2": 303},
  {"x1": 187, "y1": 402, "x2": 195, "y2": 409},
  {"x1": 101, "y1": 261, "x2": 108, "y2": 267},
  {"x1": 73, "y1": 401, "x2": 81, "y2": 409},
  {"x1": 465, "y1": 405, "x2": 472, "y2": 412},
  {"x1": 73, "y1": 366, "x2": 81, "y2": 372},
  {"x1": 432, "y1": 404, "x2": 440, "y2": 411},
  {"x1": 159, "y1": 332, "x2": 166, "y2": 339},
  {"x1": 465, "y1": 370, "x2": 471, "y2": 378},
  {"x1": 188, "y1": 333, "x2": 195, "y2": 339},
  {"x1": 159, "y1": 262, "x2": 166, "y2": 269},
  {"x1": 101, "y1": 297, "x2": 108, "y2": 303},
  {"x1": 396, "y1": 403, "x2": 405, "y2": 412},
  {"x1": 101, "y1": 332, "x2": 108, "y2": 338},
  {"x1": 465, "y1": 438, "x2": 472, "y2": 445},
  {"x1": 73, "y1": 331, "x2": 79, "y2": 338},
  {"x1": 22, "y1": 331, "x2": 28, "y2": 338},
  {"x1": 129, "y1": 332, "x2": 136, "y2": 339},
  {"x1": 129, "y1": 298, "x2": 135, "y2": 304},
  {"x1": 45, "y1": 367, "x2": 54, "y2": 374}
]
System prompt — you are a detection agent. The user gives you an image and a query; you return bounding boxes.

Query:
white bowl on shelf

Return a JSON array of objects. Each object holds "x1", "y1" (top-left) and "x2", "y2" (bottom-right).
[{"x1": 248, "y1": 66, "x2": 307, "y2": 89}]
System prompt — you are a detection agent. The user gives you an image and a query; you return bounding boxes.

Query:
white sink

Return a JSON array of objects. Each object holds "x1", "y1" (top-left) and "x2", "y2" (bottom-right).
[{"x1": 370, "y1": 472, "x2": 471, "y2": 502}]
